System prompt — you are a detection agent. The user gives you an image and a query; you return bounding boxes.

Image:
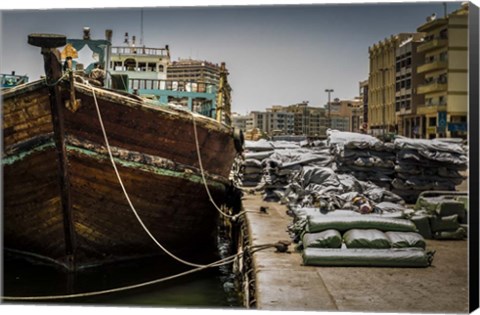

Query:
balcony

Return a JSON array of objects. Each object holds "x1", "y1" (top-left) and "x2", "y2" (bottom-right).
[
  {"x1": 417, "y1": 82, "x2": 447, "y2": 94},
  {"x1": 417, "y1": 39, "x2": 448, "y2": 53},
  {"x1": 417, "y1": 104, "x2": 447, "y2": 115},
  {"x1": 417, "y1": 60, "x2": 447, "y2": 74}
]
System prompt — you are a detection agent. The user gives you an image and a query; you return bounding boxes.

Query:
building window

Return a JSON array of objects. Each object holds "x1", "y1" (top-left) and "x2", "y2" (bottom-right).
[
  {"x1": 124, "y1": 58, "x2": 136, "y2": 71},
  {"x1": 439, "y1": 52, "x2": 448, "y2": 61},
  {"x1": 406, "y1": 100, "x2": 411, "y2": 110},
  {"x1": 406, "y1": 79, "x2": 411, "y2": 89},
  {"x1": 439, "y1": 28, "x2": 448, "y2": 39},
  {"x1": 113, "y1": 61, "x2": 124, "y2": 71}
]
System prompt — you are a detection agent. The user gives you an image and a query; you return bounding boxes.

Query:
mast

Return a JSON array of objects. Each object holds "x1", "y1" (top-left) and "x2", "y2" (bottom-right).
[
  {"x1": 140, "y1": 8, "x2": 144, "y2": 47},
  {"x1": 215, "y1": 62, "x2": 232, "y2": 125},
  {"x1": 105, "y1": 29, "x2": 113, "y2": 89},
  {"x1": 28, "y1": 33, "x2": 77, "y2": 271}
]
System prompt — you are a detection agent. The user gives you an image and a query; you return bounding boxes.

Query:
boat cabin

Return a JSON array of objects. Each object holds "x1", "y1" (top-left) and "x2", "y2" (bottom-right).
[{"x1": 1, "y1": 71, "x2": 28, "y2": 88}]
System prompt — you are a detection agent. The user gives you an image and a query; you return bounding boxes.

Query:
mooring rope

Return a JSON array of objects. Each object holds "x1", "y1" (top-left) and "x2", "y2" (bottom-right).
[
  {"x1": 87, "y1": 82, "x2": 236, "y2": 269},
  {"x1": 1, "y1": 243, "x2": 282, "y2": 301},
  {"x1": 1, "y1": 253, "x2": 239, "y2": 301},
  {"x1": 190, "y1": 113, "x2": 258, "y2": 220},
  {"x1": 190, "y1": 113, "x2": 236, "y2": 218}
]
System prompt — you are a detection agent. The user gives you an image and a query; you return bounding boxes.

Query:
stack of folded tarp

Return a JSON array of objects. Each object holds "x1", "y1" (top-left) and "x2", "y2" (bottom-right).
[
  {"x1": 261, "y1": 148, "x2": 334, "y2": 201},
  {"x1": 240, "y1": 140, "x2": 290, "y2": 189},
  {"x1": 328, "y1": 130, "x2": 397, "y2": 189},
  {"x1": 393, "y1": 137, "x2": 468, "y2": 203},
  {"x1": 298, "y1": 212, "x2": 434, "y2": 267},
  {"x1": 410, "y1": 194, "x2": 468, "y2": 240},
  {"x1": 244, "y1": 139, "x2": 275, "y2": 152},
  {"x1": 282, "y1": 166, "x2": 404, "y2": 211},
  {"x1": 240, "y1": 159, "x2": 265, "y2": 187}
]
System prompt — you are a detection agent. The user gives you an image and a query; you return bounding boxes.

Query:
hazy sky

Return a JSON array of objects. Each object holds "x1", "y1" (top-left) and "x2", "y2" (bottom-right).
[{"x1": 0, "y1": 1, "x2": 462, "y2": 113}]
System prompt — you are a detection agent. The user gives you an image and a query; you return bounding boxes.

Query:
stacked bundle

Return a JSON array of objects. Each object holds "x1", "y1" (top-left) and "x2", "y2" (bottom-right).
[
  {"x1": 282, "y1": 166, "x2": 404, "y2": 212},
  {"x1": 393, "y1": 137, "x2": 468, "y2": 203},
  {"x1": 297, "y1": 212, "x2": 434, "y2": 267},
  {"x1": 239, "y1": 140, "x2": 275, "y2": 188},
  {"x1": 328, "y1": 130, "x2": 396, "y2": 189},
  {"x1": 262, "y1": 148, "x2": 333, "y2": 201},
  {"x1": 411, "y1": 194, "x2": 468, "y2": 240},
  {"x1": 240, "y1": 159, "x2": 264, "y2": 187}
]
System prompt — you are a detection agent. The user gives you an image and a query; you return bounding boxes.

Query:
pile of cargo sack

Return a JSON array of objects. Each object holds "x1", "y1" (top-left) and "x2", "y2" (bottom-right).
[
  {"x1": 393, "y1": 137, "x2": 468, "y2": 203},
  {"x1": 281, "y1": 166, "x2": 405, "y2": 212},
  {"x1": 239, "y1": 139, "x2": 333, "y2": 199},
  {"x1": 328, "y1": 130, "x2": 396, "y2": 189},
  {"x1": 410, "y1": 192, "x2": 468, "y2": 240},
  {"x1": 292, "y1": 209, "x2": 435, "y2": 267}
]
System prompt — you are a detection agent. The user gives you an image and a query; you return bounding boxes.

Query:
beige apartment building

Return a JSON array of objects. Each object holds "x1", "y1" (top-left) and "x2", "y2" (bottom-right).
[
  {"x1": 328, "y1": 98, "x2": 363, "y2": 132},
  {"x1": 359, "y1": 80, "x2": 369, "y2": 130},
  {"x1": 368, "y1": 33, "x2": 418, "y2": 136},
  {"x1": 249, "y1": 102, "x2": 327, "y2": 137},
  {"x1": 281, "y1": 102, "x2": 326, "y2": 136},
  {"x1": 416, "y1": 3, "x2": 469, "y2": 139},
  {"x1": 231, "y1": 112, "x2": 253, "y2": 132},
  {"x1": 395, "y1": 34, "x2": 426, "y2": 138},
  {"x1": 167, "y1": 58, "x2": 221, "y2": 84}
]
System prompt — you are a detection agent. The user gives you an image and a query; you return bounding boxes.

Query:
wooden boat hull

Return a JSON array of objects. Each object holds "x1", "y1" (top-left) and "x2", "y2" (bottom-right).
[{"x1": 2, "y1": 79, "x2": 239, "y2": 270}]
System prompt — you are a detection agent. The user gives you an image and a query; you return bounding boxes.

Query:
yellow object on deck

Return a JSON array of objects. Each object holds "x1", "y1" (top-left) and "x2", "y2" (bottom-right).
[{"x1": 61, "y1": 43, "x2": 79, "y2": 60}]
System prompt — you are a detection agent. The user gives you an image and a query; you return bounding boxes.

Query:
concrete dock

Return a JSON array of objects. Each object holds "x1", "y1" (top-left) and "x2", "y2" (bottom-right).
[{"x1": 242, "y1": 193, "x2": 469, "y2": 313}]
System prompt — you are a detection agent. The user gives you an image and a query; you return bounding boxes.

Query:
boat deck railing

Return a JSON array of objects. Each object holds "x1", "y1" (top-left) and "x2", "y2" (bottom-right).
[
  {"x1": 128, "y1": 78, "x2": 217, "y2": 94},
  {"x1": 111, "y1": 46, "x2": 169, "y2": 57}
]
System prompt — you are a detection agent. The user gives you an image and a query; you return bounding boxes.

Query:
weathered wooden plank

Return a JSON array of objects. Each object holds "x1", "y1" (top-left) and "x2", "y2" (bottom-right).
[
  {"x1": 62, "y1": 89, "x2": 237, "y2": 177},
  {"x1": 3, "y1": 124, "x2": 54, "y2": 148}
]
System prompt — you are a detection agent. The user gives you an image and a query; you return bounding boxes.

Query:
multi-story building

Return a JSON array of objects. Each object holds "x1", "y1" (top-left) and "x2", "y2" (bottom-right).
[
  {"x1": 265, "y1": 106, "x2": 295, "y2": 135},
  {"x1": 359, "y1": 80, "x2": 369, "y2": 130},
  {"x1": 416, "y1": 3, "x2": 469, "y2": 139},
  {"x1": 328, "y1": 98, "x2": 363, "y2": 132},
  {"x1": 231, "y1": 112, "x2": 253, "y2": 132},
  {"x1": 282, "y1": 102, "x2": 326, "y2": 137},
  {"x1": 251, "y1": 111, "x2": 268, "y2": 134},
  {"x1": 395, "y1": 33, "x2": 425, "y2": 138},
  {"x1": 167, "y1": 58, "x2": 221, "y2": 85},
  {"x1": 350, "y1": 97, "x2": 364, "y2": 133},
  {"x1": 250, "y1": 110, "x2": 294, "y2": 136},
  {"x1": 249, "y1": 102, "x2": 326, "y2": 137},
  {"x1": 368, "y1": 33, "x2": 417, "y2": 137}
]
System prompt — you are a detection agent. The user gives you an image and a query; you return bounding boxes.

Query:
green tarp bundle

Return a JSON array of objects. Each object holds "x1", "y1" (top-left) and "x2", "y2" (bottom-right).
[
  {"x1": 434, "y1": 227, "x2": 467, "y2": 240},
  {"x1": 410, "y1": 214, "x2": 433, "y2": 239},
  {"x1": 302, "y1": 230, "x2": 342, "y2": 249},
  {"x1": 386, "y1": 231, "x2": 426, "y2": 249},
  {"x1": 430, "y1": 214, "x2": 459, "y2": 232},
  {"x1": 343, "y1": 229, "x2": 391, "y2": 249},
  {"x1": 435, "y1": 201, "x2": 466, "y2": 221},
  {"x1": 415, "y1": 196, "x2": 445, "y2": 212},
  {"x1": 306, "y1": 215, "x2": 417, "y2": 233},
  {"x1": 302, "y1": 248, "x2": 435, "y2": 267}
]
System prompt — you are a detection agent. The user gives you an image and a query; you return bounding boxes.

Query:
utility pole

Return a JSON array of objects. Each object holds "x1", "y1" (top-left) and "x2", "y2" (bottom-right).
[{"x1": 325, "y1": 89, "x2": 334, "y2": 130}]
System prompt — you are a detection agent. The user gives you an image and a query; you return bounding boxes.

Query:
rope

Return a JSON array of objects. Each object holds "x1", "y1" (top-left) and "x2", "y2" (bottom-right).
[
  {"x1": 87, "y1": 82, "x2": 231, "y2": 269},
  {"x1": 1, "y1": 242, "x2": 285, "y2": 301},
  {"x1": 1, "y1": 253, "x2": 238, "y2": 301},
  {"x1": 44, "y1": 72, "x2": 69, "y2": 87},
  {"x1": 190, "y1": 113, "x2": 258, "y2": 220}
]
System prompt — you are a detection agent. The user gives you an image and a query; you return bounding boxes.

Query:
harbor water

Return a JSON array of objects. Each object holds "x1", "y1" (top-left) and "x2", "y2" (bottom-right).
[{"x1": 2, "y1": 234, "x2": 241, "y2": 308}]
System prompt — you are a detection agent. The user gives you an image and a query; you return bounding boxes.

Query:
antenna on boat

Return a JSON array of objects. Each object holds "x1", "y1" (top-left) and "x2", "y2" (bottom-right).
[
  {"x1": 105, "y1": 29, "x2": 113, "y2": 89},
  {"x1": 140, "y1": 8, "x2": 144, "y2": 46}
]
